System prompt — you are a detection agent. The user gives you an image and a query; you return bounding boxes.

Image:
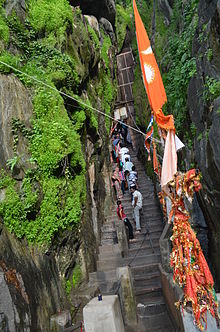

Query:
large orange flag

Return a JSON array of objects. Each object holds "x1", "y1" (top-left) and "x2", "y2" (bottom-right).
[{"x1": 133, "y1": 0, "x2": 174, "y2": 130}]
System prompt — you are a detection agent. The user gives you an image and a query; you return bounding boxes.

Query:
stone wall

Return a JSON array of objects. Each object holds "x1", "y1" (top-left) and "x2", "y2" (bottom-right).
[{"x1": 187, "y1": 0, "x2": 220, "y2": 288}]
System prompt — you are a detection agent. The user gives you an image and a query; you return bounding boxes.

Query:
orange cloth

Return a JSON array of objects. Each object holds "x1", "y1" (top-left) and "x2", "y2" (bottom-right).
[
  {"x1": 133, "y1": 0, "x2": 175, "y2": 131},
  {"x1": 161, "y1": 130, "x2": 177, "y2": 188},
  {"x1": 133, "y1": 0, "x2": 166, "y2": 111},
  {"x1": 154, "y1": 109, "x2": 175, "y2": 131}
]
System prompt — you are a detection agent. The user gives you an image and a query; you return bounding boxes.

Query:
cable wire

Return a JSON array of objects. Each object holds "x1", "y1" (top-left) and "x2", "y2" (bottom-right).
[{"x1": 0, "y1": 60, "x2": 147, "y2": 137}]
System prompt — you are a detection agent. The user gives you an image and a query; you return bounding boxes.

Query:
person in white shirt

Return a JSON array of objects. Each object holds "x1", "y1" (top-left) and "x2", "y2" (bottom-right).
[
  {"x1": 131, "y1": 186, "x2": 143, "y2": 232},
  {"x1": 123, "y1": 157, "x2": 133, "y2": 173},
  {"x1": 119, "y1": 146, "x2": 130, "y2": 165}
]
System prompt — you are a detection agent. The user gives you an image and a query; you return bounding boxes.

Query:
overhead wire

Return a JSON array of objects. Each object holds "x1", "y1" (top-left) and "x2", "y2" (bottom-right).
[{"x1": 0, "y1": 60, "x2": 148, "y2": 138}]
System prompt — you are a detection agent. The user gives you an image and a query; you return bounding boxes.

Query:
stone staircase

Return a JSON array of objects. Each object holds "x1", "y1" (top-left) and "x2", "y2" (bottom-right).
[{"x1": 88, "y1": 146, "x2": 176, "y2": 331}]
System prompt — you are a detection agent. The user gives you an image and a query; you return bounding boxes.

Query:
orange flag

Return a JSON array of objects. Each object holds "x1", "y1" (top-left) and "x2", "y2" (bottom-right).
[
  {"x1": 133, "y1": 0, "x2": 167, "y2": 112},
  {"x1": 133, "y1": 0, "x2": 175, "y2": 130}
]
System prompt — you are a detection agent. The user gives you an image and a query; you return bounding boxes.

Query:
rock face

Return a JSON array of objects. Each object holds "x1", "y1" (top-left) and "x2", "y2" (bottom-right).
[
  {"x1": 0, "y1": 1, "x2": 117, "y2": 330},
  {"x1": 0, "y1": 226, "x2": 66, "y2": 331},
  {"x1": 0, "y1": 74, "x2": 33, "y2": 179},
  {"x1": 72, "y1": 0, "x2": 116, "y2": 25},
  {"x1": 158, "y1": 0, "x2": 173, "y2": 24},
  {"x1": 187, "y1": 0, "x2": 220, "y2": 288},
  {"x1": 5, "y1": 0, "x2": 26, "y2": 21}
]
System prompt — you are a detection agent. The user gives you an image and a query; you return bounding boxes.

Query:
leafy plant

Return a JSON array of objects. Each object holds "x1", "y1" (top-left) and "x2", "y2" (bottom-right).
[
  {"x1": 29, "y1": 0, "x2": 73, "y2": 47},
  {"x1": 6, "y1": 156, "x2": 20, "y2": 171},
  {"x1": 204, "y1": 77, "x2": 220, "y2": 101}
]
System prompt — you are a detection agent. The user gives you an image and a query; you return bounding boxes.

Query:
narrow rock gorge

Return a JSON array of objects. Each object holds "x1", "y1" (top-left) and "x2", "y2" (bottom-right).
[{"x1": 0, "y1": 0, "x2": 220, "y2": 331}]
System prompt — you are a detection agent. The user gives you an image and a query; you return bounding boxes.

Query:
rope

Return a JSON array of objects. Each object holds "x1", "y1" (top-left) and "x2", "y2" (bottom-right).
[{"x1": 0, "y1": 60, "x2": 147, "y2": 137}]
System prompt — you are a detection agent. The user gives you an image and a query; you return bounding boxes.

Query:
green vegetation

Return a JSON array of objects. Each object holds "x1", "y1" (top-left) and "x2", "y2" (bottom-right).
[
  {"x1": 72, "y1": 264, "x2": 82, "y2": 288},
  {"x1": 204, "y1": 77, "x2": 220, "y2": 101},
  {"x1": 162, "y1": 0, "x2": 198, "y2": 135},
  {"x1": 0, "y1": 2, "x2": 113, "y2": 244},
  {"x1": 132, "y1": 61, "x2": 150, "y2": 130},
  {"x1": 101, "y1": 31, "x2": 111, "y2": 68},
  {"x1": 65, "y1": 264, "x2": 82, "y2": 295},
  {"x1": 115, "y1": 3, "x2": 132, "y2": 51},
  {"x1": 29, "y1": 0, "x2": 73, "y2": 47},
  {"x1": 0, "y1": 9, "x2": 9, "y2": 45}
]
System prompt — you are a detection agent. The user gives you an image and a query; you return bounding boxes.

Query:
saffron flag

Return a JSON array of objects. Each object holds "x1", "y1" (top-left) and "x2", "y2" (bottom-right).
[
  {"x1": 133, "y1": 0, "x2": 175, "y2": 130},
  {"x1": 133, "y1": 0, "x2": 167, "y2": 112}
]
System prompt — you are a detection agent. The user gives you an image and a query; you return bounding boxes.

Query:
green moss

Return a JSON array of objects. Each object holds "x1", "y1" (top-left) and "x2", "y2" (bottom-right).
[
  {"x1": 29, "y1": 0, "x2": 73, "y2": 46},
  {"x1": 72, "y1": 264, "x2": 82, "y2": 288},
  {"x1": 115, "y1": 3, "x2": 132, "y2": 51},
  {"x1": 87, "y1": 24, "x2": 100, "y2": 53},
  {"x1": 30, "y1": 87, "x2": 82, "y2": 175},
  {"x1": 0, "y1": 171, "x2": 86, "y2": 243},
  {"x1": 101, "y1": 31, "x2": 111, "y2": 68},
  {"x1": 0, "y1": 0, "x2": 116, "y2": 245},
  {"x1": 0, "y1": 51, "x2": 20, "y2": 73},
  {"x1": 65, "y1": 280, "x2": 72, "y2": 296},
  {"x1": 0, "y1": 12, "x2": 9, "y2": 44}
]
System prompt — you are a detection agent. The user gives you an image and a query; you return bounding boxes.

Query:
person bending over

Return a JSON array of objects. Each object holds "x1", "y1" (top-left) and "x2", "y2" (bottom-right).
[{"x1": 116, "y1": 200, "x2": 134, "y2": 240}]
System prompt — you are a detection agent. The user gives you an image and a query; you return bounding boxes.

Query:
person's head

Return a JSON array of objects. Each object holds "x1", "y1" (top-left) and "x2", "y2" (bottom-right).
[
  {"x1": 117, "y1": 200, "x2": 121, "y2": 206},
  {"x1": 132, "y1": 165, "x2": 136, "y2": 171},
  {"x1": 130, "y1": 185, "x2": 136, "y2": 193},
  {"x1": 125, "y1": 157, "x2": 129, "y2": 162},
  {"x1": 124, "y1": 170, "x2": 129, "y2": 176}
]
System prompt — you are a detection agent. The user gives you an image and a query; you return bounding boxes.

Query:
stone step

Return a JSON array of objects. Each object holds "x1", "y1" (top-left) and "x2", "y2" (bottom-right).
[
  {"x1": 94, "y1": 281, "x2": 119, "y2": 294},
  {"x1": 101, "y1": 224, "x2": 115, "y2": 232},
  {"x1": 142, "y1": 205, "x2": 162, "y2": 211},
  {"x1": 137, "y1": 298, "x2": 166, "y2": 316},
  {"x1": 125, "y1": 253, "x2": 161, "y2": 267},
  {"x1": 97, "y1": 257, "x2": 124, "y2": 271},
  {"x1": 129, "y1": 239, "x2": 160, "y2": 250},
  {"x1": 98, "y1": 244, "x2": 121, "y2": 254},
  {"x1": 137, "y1": 311, "x2": 175, "y2": 331},
  {"x1": 101, "y1": 229, "x2": 117, "y2": 236},
  {"x1": 89, "y1": 269, "x2": 117, "y2": 284},
  {"x1": 135, "y1": 286, "x2": 163, "y2": 303},
  {"x1": 97, "y1": 253, "x2": 161, "y2": 271},
  {"x1": 101, "y1": 232, "x2": 117, "y2": 240},
  {"x1": 98, "y1": 251, "x2": 122, "y2": 260},
  {"x1": 123, "y1": 205, "x2": 161, "y2": 213},
  {"x1": 101, "y1": 239, "x2": 117, "y2": 245},
  {"x1": 128, "y1": 246, "x2": 160, "y2": 257},
  {"x1": 135, "y1": 279, "x2": 161, "y2": 295},
  {"x1": 131, "y1": 221, "x2": 163, "y2": 229},
  {"x1": 132, "y1": 229, "x2": 162, "y2": 238},
  {"x1": 131, "y1": 263, "x2": 159, "y2": 277},
  {"x1": 129, "y1": 231, "x2": 162, "y2": 242},
  {"x1": 133, "y1": 273, "x2": 161, "y2": 288},
  {"x1": 129, "y1": 237, "x2": 159, "y2": 249}
]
